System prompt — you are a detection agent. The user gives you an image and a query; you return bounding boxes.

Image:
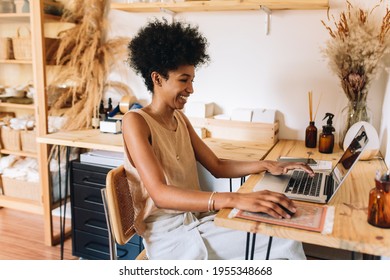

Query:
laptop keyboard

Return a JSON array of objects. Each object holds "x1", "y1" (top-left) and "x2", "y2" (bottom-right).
[{"x1": 284, "y1": 170, "x2": 322, "y2": 197}]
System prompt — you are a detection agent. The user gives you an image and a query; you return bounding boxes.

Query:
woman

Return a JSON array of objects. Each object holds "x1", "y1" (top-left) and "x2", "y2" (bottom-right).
[{"x1": 122, "y1": 19, "x2": 313, "y2": 260}]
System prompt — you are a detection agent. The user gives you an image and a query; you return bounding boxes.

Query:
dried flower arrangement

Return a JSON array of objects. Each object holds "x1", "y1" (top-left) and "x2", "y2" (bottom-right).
[
  {"x1": 48, "y1": 0, "x2": 131, "y2": 130},
  {"x1": 321, "y1": 0, "x2": 390, "y2": 146},
  {"x1": 321, "y1": 0, "x2": 390, "y2": 104}
]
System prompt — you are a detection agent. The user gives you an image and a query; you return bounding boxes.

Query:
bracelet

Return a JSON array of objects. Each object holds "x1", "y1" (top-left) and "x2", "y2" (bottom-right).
[{"x1": 207, "y1": 191, "x2": 217, "y2": 212}]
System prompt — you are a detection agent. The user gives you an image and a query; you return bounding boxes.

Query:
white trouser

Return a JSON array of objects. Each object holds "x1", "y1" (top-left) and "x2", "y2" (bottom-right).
[{"x1": 142, "y1": 212, "x2": 306, "y2": 260}]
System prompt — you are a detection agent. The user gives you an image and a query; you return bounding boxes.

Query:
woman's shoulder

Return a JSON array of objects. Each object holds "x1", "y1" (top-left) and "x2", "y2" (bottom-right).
[
  {"x1": 122, "y1": 109, "x2": 148, "y2": 126},
  {"x1": 122, "y1": 109, "x2": 152, "y2": 140}
]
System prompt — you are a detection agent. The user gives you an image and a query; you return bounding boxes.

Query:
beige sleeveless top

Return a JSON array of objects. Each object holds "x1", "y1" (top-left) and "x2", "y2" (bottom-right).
[{"x1": 123, "y1": 109, "x2": 201, "y2": 235}]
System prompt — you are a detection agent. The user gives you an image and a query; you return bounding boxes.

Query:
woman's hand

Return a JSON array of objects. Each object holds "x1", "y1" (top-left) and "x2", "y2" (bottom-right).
[
  {"x1": 234, "y1": 190, "x2": 297, "y2": 219},
  {"x1": 264, "y1": 160, "x2": 314, "y2": 176}
]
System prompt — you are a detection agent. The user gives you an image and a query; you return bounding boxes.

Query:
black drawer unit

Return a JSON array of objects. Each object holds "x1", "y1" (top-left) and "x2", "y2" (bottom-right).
[{"x1": 70, "y1": 160, "x2": 143, "y2": 260}]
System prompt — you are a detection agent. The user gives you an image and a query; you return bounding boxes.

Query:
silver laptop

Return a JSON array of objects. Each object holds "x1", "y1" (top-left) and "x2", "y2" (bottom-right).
[{"x1": 253, "y1": 125, "x2": 369, "y2": 204}]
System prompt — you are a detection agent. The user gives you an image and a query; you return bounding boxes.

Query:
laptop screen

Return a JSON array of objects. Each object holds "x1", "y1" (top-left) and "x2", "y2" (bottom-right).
[{"x1": 332, "y1": 125, "x2": 369, "y2": 186}]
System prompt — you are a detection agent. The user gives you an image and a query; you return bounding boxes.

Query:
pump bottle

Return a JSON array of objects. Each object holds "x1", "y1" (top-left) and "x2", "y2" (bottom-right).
[{"x1": 319, "y1": 113, "x2": 335, "y2": 154}]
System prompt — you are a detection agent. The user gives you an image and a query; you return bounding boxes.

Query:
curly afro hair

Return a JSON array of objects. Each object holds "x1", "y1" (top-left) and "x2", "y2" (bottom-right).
[{"x1": 128, "y1": 18, "x2": 210, "y2": 93}]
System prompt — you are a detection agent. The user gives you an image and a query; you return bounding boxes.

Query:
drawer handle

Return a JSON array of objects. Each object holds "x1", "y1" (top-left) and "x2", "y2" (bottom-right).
[
  {"x1": 82, "y1": 177, "x2": 104, "y2": 187},
  {"x1": 84, "y1": 195, "x2": 102, "y2": 205},
  {"x1": 85, "y1": 242, "x2": 129, "y2": 258},
  {"x1": 85, "y1": 242, "x2": 109, "y2": 255},
  {"x1": 85, "y1": 219, "x2": 107, "y2": 230}
]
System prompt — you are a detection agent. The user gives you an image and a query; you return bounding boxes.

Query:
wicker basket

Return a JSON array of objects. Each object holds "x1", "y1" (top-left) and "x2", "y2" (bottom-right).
[
  {"x1": 0, "y1": 37, "x2": 14, "y2": 59},
  {"x1": 0, "y1": 126, "x2": 21, "y2": 151},
  {"x1": 20, "y1": 129, "x2": 37, "y2": 153},
  {"x1": 12, "y1": 26, "x2": 32, "y2": 60},
  {"x1": 1, "y1": 176, "x2": 41, "y2": 202}
]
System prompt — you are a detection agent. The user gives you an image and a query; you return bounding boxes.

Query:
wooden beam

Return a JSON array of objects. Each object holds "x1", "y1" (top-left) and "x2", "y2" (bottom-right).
[
  {"x1": 111, "y1": 0, "x2": 329, "y2": 13},
  {"x1": 31, "y1": 0, "x2": 54, "y2": 246}
]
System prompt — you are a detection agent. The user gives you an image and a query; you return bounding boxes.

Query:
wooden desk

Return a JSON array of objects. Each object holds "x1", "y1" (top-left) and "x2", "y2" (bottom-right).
[
  {"x1": 215, "y1": 139, "x2": 390, "y2": 257},
  {"x1": 37, "y1": 129, "x2": 275, "y2": 161}
]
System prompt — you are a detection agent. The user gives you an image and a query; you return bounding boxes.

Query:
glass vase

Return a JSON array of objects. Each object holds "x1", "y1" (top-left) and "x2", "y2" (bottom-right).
[{"x1": 338, "y1": 100, "x2": 372, "y2": 149}]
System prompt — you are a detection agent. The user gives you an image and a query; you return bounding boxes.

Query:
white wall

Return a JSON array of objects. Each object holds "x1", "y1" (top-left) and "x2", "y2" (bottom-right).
[{"x1": 106, "y1": 0, "x2": 389, "y2": 167}]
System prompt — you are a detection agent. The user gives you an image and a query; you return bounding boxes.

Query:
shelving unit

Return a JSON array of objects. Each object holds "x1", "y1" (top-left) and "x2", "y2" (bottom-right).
[
  {"x1": 0, "y1": 1, "x2": 55, "y2": 245},
  {"x1": 0, "y1": 5, "x2": 41, "y2": 214},
  {"x1": 0, "y1": 0, "x2": 77, "y2": 247}
]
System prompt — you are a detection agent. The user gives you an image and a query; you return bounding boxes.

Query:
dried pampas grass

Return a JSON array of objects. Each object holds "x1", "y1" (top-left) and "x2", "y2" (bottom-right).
[
  {"x1": 321, "y1": 0, "x2": 390, "y2": 103},
  {"x1": 48, "y1": 0, "x2": 131, "y2": 130}
]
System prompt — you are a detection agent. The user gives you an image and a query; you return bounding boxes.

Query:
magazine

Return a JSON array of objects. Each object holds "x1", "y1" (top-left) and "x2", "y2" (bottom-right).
[{"x1": 235, "y1": 201, "x2": 328, "y2": 232}]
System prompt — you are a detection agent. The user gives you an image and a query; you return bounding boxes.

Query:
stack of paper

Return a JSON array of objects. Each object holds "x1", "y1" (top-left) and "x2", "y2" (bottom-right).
[{"x1": 80, "y1": 150, "x2": 124, "y2": 167}]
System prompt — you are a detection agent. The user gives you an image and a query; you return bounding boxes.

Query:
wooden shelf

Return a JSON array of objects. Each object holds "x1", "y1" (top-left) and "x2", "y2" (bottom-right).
[
  {"x1": 0, "y1": 6, "x2": 66, "y2": 30},
  {"x1": 0, "y1": 13, "x2": 30, "y2": 23},
  {"x1": 0, "y1": 59, "x2": 33, "y2": 64},
  {"x1": 111, "y1": 0, "x2": 329, "y2": 13},
  {"x1": 0, "y1": 149, "x2": 37, "y2": 158},
  {"x1": 0, "y1": 195, "x2": 43, "y2": 214},
  {"x1": 0, "y1": 102, "x2": 35, "y2": 110}
]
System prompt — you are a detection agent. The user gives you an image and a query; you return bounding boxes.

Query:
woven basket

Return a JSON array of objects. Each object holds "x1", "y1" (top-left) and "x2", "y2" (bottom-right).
[
  {"x1": 0, "y1": 126, "x2": 21, "y2": 151},
  {"x1": 12, "y1": 26, "x2": 32, "y2": 60},
  {"x1": 20, "y1": 129, "x2": 37, "y2": 153},
  {"x1": 0, "y1": 37, "x2": 14, "y2": 59},
  {"x1": 1, "y1": 176, "x2": 41, "y2": 202}
]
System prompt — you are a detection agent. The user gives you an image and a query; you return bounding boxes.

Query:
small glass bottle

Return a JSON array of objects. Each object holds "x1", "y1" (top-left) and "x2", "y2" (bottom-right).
[
  {"x1": 319, "y1": 113, "x2": 335, "y2": 154},
  {"x1": 367, "y1": 172, "x2": 390, "y2": 228},
  {"x1": 305, "y1": 121, "x2": 317, "y2": 148},
  {"x1": 99, "y1": 100, "x2": 106, "y2": 121},
  {"x1": 107, "y1": 97, "x2": 113, "y2": 113},
  {"x1": 92, "y1": 106, "x2": 100, "y2": 129}
]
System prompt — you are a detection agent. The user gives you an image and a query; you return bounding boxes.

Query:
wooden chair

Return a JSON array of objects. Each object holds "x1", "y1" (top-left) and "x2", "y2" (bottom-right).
[{"x1": 101, "y1": 165, "x2": 147, "y2": 260}]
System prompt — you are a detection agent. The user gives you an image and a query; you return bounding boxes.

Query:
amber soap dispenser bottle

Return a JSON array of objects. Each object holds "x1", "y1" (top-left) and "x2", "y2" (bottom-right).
[{"x1": 319, "y1": 113, "x2": 335, "y2": 154}]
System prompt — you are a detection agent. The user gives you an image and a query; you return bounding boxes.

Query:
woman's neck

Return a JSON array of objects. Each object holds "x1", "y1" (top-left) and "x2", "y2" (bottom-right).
[{"x1": 144, "y1": 104, "x2": 177, "y2": 131}]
